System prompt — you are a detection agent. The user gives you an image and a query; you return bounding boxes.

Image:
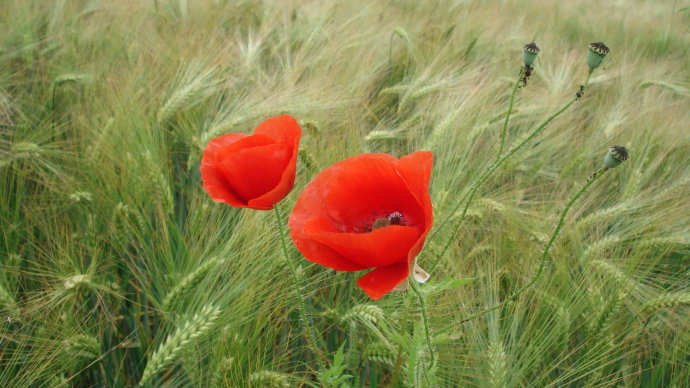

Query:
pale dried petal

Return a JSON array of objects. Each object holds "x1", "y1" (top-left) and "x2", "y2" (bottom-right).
[{"x1": 413, "y1": 263, "x2": 430, "y2": 283}]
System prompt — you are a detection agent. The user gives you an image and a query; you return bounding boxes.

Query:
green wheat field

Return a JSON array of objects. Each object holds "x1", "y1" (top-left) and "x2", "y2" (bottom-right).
[{"x1": 1, "y1": 0, "x2": 689, "y2": 387}]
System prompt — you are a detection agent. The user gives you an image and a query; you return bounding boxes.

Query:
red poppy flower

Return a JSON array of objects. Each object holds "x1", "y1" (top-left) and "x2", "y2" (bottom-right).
[
  {"x1": 288, "y1": 152, "x2": 433, "y2": 300},
  {"x1": 201, "y1": 115, "x2": 302, "y2": 210}
]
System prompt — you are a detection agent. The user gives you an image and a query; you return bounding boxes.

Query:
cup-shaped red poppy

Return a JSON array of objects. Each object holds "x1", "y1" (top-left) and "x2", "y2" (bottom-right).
[
  {"x1": 200, "y1": 115, "x2": 302, "y2": 210},
  {"x1": 289, "y1": 151, "x2": 433, "y2": 300}
]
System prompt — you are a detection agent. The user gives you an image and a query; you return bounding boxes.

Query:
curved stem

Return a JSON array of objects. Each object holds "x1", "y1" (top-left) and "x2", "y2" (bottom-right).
[
  {"x1": 426, "y1": 68, "x2": 523, "y2": 245},
  {"x1": 409, "y1": 279, "x2": 435, "y2": 373},
  {"x1": 496, "y1": 67, "x2": 526, "y2": 163},
  {"x1": 459, "y1": 167, "x2": 607, "y2": 324},
  {"x1": 274, "y1": 206, "x2": 325, "y2": 374},
  {"x1": 427, "y1": 71, "x2": 594, "y2": 272}
]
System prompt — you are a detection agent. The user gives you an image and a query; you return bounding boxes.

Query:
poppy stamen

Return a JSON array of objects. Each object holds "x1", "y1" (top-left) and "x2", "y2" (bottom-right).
[
  {"x1": 369, "y1": 211, "x2": 405, "y2": 232},
  {"x1": 388, "y1": 211, "x2": 404, "y2": 225},
  {"x1": 372, "y1": 218, "x2": 391, "y2": 230}
]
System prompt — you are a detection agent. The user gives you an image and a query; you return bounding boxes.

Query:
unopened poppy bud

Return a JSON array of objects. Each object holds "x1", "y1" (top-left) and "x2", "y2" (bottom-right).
[
  {"x1": 587, "y1": 42, "x2": 609, "y2": 70},
  {"x1": 603, "y1": 145, "x2": 628, "y2": 169},
  {"x1": 523, "y1": 42, "x2": 540, "y2": 66}
]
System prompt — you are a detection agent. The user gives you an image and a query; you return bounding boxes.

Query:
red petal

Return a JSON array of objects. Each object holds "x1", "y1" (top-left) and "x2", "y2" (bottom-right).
[
  {"x1": 290, "y1": 217, "x2": 366, "y2": 271},
  {"x1": 324, "y1": 155, "x2": 425, "y2": 232},
  {"x1": 216, "y1": 143, "x2": 290, "y2": 206},
  {"x1": 305, "y1": 217, "x2": 419, "y2": 268},
  {"x1": 247, "y1": 159, "x2": 296, "y2": 209},
  {"x1": 201, "y1": 163, "x2": 245, "y2": 207},
  {"x1": 396, "y1": 151, "x2": 434, "y2": 263},
  {"x1": 201, "y1": 133, "x2": 250, "y2": 206},
  {"x1": 203, "y1": 133, "x2": 248, "y2": 154},
  {"x1": 254, "y1": 115, "x2": 302, "y2": 145},
  {"x1": 201, "y1": 133, "x2": 276, "y2": 207},
  {"x1": 289, "y1": 158, "x2": 366, "y2": 271},
  {"x1": 248, "y1": 115, "x2": 301, "y2": 209},
  {"x1": 397, "y1": 151, "x2": 433, "y2": 208},
  {"x1": 356, "y1": 261, "x2": 409, "y2": 300},
  {"x1": 207, "y1": 133, "x2": 274, "y2": 157}
]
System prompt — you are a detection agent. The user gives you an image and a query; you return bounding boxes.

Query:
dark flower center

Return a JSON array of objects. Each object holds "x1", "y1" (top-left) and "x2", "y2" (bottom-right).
[
  {"x1": 372, "y1": 218, "x2": 391, "y2": 230},
  {"x1": 387, "y1": 211, "x2": 404, "y2": 225},
  {"x1": 360, "y1": 210, "x2": 406, "y2": 233}
]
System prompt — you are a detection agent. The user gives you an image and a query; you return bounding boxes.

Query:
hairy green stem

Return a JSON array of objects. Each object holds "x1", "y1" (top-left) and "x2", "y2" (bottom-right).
[
  {"x1": 428, "y1": 70, "x2": 594, "y2": 272},
  {"x1": 459, "y1": 167, "x2": 607, "y2": 324},
  {"x1": 409, "y1": 278, "x2": 435, "y2": 373},
  {"x1": 274, "y1": 206, "x2": 325, "y2": 374},
  {"x1": 496, "y1": 67, "x2": 526, "y2": 163},
  {"x1": 425, "y1": 67, "x2": 524, "y2": 246},
  {"x1": 388, "y1": 291, "x2": 414, "y2": 387},
  {"x1": 348, "y1": 322, "x2": 361, "y2": 387}
]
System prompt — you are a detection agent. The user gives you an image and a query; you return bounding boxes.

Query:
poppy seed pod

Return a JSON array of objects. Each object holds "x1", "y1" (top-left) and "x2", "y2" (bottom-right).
[
  {"x1": 587, "y1": 42, "x2": 610, "y2": 70},
  {"x1": 523, "y1": 42, "x2": 540, "y2": 66},
  {"x1": 603, "y1": 145, "x2": 628, "y2": 169}
]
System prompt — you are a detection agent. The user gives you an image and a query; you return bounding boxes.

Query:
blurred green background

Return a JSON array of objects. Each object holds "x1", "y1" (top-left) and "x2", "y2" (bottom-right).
[{"x1": 1, "y1": 0, "x2": 688, "y2": 386}]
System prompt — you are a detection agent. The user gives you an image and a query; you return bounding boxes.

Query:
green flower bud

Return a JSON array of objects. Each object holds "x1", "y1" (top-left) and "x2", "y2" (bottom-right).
[
  {"x1": 523, "y1": 42, "x2": 540, "y2": 66},
  {"x1": 587, "y1": 42, "x2": 609, "y2": 70},
  {"x1": 603, "y1": 145, "x2": 628, "y2": 169}
]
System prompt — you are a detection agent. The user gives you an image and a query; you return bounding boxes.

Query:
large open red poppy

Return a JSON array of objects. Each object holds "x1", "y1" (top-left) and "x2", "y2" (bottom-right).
[
  {"x1": 201, "y1": 115, "x2": 301, "y2": 210},
  {"x1": 289, "y1": 152, "x2": 433, "y2": 300}
]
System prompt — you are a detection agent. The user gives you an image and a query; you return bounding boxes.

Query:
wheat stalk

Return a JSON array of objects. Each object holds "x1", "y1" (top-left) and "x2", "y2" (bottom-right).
[
  {"x1": 139, "y1": 304, "x2": 221, "y2": 386},
  {"x1": 640, "y1": 293, "x2": 690, "y2": 316},
  {"x1": 340, "y1": 304, "x2": 384, "y2": 326},
  {"x1": 61, "y1": 334, "x2": 100, "y2": 366},
  {"x1": 364, "y1": 130, "x2": 403, "y2": 142},
  {"x1": 161, "y1": 257, "x2": 224, "y2": 313},
  {"x1": 364, "y1": 342, "x2": 397, "y2": 367},
  {"x1": 248, "y1": 370, "x2": 291, "y2": 388},
  {"x1": 591, "y1": 260, "x2": 638, "y2": 297},
  {"x1": 210, "y1": 356, "x2": 234, "y2": 388},
  {"x1": 580, "y1": 235, "x2": 624, "y2": 263},
  {"x1": 157, "y1": 65, "x2": 221, "y2": 123},
  {"x1": 487, "y1": 341, "x2": 508, "y2": 388},
  {"x1": 0, "y1": 283, "x2": 19, "y2": 317}
]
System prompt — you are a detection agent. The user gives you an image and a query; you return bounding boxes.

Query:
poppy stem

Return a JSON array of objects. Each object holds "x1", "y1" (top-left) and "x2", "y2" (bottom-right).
[
  {"x1": 389, "y1": 294, "x2": 414, "y2": 386},
  {"x1": 459, "y1": 168, "x2": 607, "y2": 324},
  {"x1": 408, "y1": 278, "x2": 436, "y2": 374},
  {"x1": 427, "y1": 70, "x2": 595, "y2": 272},
  {"x1": 496, "y1": 66, "x2": 526, "y2": 164},
  {"x1": 273, "y1": 205, "x2": 325, "y2": 375}
]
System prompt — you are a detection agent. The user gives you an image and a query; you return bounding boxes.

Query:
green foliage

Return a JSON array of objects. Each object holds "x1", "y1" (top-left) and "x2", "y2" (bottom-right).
[
  {"x1": 319, "y1": 343, "x2": 354, "y2": 388},
  {"x1": 1, "y1": 0, "x2": 688, "y2": 387}
]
